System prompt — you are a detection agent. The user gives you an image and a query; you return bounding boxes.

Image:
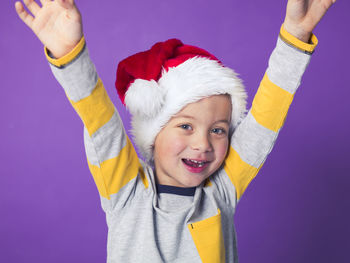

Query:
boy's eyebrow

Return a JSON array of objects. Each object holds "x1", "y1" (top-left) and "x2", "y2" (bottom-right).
[
  {"x1": 172, "y1": 114, "x2": 196, "y2": 120},
  {"x1": 213, "y1": 119, "x2": 230, "y2": 125},
  {"x1": 173, "y1": 115, "x2": 230, "y2": 125}
]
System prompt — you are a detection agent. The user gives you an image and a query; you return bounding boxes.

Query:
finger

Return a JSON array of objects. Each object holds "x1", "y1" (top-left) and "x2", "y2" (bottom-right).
[
  {"x1": 39, "y1": 0, "x2": 49, "y2": 5},
  {"x1": 56, "y1": 0, "x2": 74, "y2": 9},
  {"x1": 321, "y1": 0, "x2": 336, "y2": 10},
  {"x1": 22, "y1": 0, "x2": 41, "y2": 16},
  {"x1": 329, "y1": 0, "x2": 337, "y2": 7},
  {"x1": 15, "y1": 1, "x2": 34, "y2": 29}
]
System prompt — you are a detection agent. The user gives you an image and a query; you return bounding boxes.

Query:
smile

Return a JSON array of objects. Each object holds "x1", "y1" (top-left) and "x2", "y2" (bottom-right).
[{"x1": 182, "y1": 158, "x2": 210, "y2": 173}]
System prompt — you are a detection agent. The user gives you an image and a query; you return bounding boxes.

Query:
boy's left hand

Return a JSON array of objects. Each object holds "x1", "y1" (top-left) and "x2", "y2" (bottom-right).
[{"x1": 283, "y1": 0, "x2": 336, "y2": 42}]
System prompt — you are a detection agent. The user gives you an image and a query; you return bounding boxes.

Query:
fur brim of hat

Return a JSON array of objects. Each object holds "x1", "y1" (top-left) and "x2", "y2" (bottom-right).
[{"x1": 124, "y1": 56, "x2": 247, "y2": 162}]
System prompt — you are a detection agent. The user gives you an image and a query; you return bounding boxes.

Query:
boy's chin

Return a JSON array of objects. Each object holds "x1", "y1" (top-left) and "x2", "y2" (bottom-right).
[{"x1": 178, "y1": 177, "x2": 210, "y2": 188}]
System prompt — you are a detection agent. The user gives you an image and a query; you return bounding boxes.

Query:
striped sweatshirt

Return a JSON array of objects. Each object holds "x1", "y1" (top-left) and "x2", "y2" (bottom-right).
[{"x1": 45, "y1": 25, "x2": 317, "y2": 263}]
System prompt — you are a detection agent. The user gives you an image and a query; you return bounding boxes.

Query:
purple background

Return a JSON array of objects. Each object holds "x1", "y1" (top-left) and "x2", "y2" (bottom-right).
[{"x1": 1, "y1": 0, "x2": 349, "y2": 262}]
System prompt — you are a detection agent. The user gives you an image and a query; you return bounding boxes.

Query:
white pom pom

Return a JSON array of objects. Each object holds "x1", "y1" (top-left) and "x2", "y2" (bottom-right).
[{"x1": 124, "y1": 79, "x2": 164, "y2": 118}]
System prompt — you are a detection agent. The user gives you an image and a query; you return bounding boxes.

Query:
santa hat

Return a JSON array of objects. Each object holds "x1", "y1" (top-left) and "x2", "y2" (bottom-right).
[{"x1": 115, "y1": 38, "x2": 247, "y2": 162}]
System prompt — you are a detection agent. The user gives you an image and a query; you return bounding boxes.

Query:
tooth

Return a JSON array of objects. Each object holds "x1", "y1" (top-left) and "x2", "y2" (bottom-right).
[{"x1": 190, "y1": 159, "x2": 203, "y2": 164}]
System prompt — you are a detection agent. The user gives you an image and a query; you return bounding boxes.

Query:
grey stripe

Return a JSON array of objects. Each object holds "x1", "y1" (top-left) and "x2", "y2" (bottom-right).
[
  {"x1": 49, "y1": 46, "x2": 98, "y2": 103},
  {"x1": 105, "y1": 175, "x2": 149, "y2": 212},
  {"x1": 88, "y1": 111, "x2": 127, "y2": 163},
  {"x1": 231, "y1": 112, "x2": 278, "y2": 168},
  {"x1": 83, "y1": 126, "x2": 101, "y2": 166},
  {"x1": 212, "y1": 169, "x2": 238, "y2": 207},
  {"x1": 266, "y1": 37, "x2": 312, "y2": 94},
  {"x1": 98, "y1": 175, "x2": 140, "y2": 213}
]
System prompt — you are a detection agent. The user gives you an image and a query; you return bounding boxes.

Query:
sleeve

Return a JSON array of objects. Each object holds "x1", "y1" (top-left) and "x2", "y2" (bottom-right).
[
  {"x1": 45, "y1": 37, "x2": 149, "y2": 212},
  {"x1": 222, "y1": 24, "x2": 318, "y2": 202}
]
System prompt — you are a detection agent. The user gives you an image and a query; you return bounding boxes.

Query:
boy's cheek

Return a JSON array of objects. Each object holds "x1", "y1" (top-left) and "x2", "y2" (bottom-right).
[
  {"x1": 155, "y1": 134, "x2": 186, "y2": 157},
  {"x1": 216, "y1": 140, "x2": 230, "y2": 162},
  {"x1": 164, "y1": 137, "x2": 187, "y2": 154}
]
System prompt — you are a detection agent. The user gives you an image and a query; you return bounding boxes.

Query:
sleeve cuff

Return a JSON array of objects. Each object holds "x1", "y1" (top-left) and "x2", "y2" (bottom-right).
[
  {"x1": 44, "y1": 36, "x2": 86, "y2": 67},
  {"x1": 279, "y1": 24, "x2": 318, "y2": 54}
]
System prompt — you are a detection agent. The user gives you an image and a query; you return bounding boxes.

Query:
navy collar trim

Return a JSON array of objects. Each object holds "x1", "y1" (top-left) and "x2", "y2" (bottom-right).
[{"x1": 156, "y1": 184, "x2": 196, "y2": 196}]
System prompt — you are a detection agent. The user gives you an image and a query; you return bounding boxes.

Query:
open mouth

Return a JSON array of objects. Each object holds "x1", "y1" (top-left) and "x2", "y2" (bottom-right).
[{"x1": 182, "y1": 158, "x2": 209, "y2": 168}]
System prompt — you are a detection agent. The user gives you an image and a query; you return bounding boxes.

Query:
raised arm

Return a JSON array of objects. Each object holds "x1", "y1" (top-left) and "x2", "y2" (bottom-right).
[
  {"x1": 15, "y1": 0, "x2": 148, "y2": 212},
  {"x1": 221, "y1": 0, "x2": 336, "y2": 202}
]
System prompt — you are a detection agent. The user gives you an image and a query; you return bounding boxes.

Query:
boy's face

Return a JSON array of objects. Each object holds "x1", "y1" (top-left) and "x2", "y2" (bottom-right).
[{"x1": 153, "y1": 94, "x2": 231, "y2": 187}]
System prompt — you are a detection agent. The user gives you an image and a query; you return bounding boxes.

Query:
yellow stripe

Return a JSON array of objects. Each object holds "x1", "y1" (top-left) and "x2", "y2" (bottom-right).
[
  {"x1": 251, "y1": 73, "x2": 294, "y2": 132},
  {"x1": 87, "y1": 137, "x2": 148, "y2": 199},
  {"x1": 280, "y1": 24, "x2": 318, "y2": 54},
  {"x1": 188, "y1": 209, "x2": 225, "y2": 263},
  {"x1": 139, "y1": 167, "x2": 149, "y2": 189},
  {"x1": 224, "y1": 146, "x2": 260, "y2": 200},
  {"x1": 87, "y1": 160, "x2": 109, "y2": 199},
  {"x1": 101, "y1": 137, "x2": 147, "y2": 196},
  {"x1": 68, "y1": 78, "x2": 115, "y2": 136},
  {"x1": 45, "y1": 36, "x2": 86, "y2": 67}
]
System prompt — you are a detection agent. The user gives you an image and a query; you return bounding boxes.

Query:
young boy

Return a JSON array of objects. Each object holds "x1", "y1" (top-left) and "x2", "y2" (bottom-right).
[{"x1": 15, "y1": 0, "x2": 335, "y2": 262}]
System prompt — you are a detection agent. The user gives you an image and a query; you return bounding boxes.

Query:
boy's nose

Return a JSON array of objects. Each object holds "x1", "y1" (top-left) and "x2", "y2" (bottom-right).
[{"x1": 190, "y1": 133, "x2": 213, "y2": 152}]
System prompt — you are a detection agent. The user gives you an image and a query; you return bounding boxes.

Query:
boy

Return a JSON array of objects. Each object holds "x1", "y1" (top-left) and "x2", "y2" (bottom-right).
[{"x1": 15, "y1": 0, "x2": 335, "y2": 262}]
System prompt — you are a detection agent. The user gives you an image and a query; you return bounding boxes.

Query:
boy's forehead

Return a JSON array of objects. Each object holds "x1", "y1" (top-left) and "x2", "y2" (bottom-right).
[{"x1": 173, "y1": 94, "x2": 232, "y2": 121}]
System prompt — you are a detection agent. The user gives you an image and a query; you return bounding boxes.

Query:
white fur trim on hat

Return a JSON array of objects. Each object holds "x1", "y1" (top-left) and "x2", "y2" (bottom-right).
[
  {"x1": 125, "y1": 79, "x2": 164, "y2": 118},
  {"x1": 126, "y1": 56, "x2": 247, "y2": 162}
]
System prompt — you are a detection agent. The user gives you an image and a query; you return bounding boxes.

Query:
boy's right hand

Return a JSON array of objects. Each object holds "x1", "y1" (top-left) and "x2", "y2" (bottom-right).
[{"x1": 15, "y1": 0, "x2": 83, "y2": 58}]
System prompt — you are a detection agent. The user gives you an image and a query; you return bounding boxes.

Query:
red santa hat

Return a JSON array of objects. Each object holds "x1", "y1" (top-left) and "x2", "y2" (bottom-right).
[{"x1": 116, "y1": 38, "x2": 247, "y2": 161}]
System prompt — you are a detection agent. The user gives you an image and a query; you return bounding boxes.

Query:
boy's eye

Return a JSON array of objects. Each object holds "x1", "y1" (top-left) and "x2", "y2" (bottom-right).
[
  {"x1": 179, "y1": 124, "x2": 192, "y2": 130},
  {"x1": 211, "y1": 128, "x2": 226, "y2": 135}
]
